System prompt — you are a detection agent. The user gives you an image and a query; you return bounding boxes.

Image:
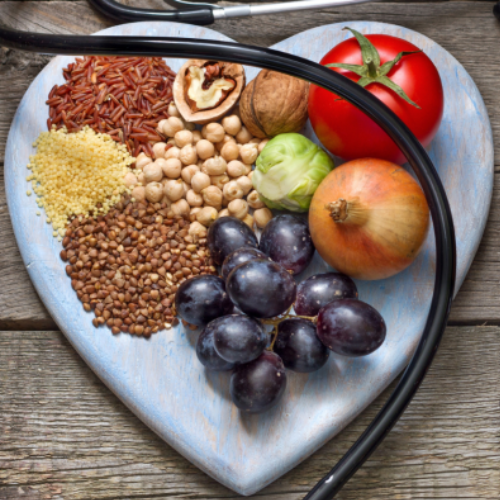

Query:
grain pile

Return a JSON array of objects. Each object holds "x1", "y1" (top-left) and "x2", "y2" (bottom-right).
[
  {"x1": 61, "y1": 194, "x2": 216, "y2": 336},
  {"x1": 27, "y1": 127, "x2": 134, "y2": 237},
  {"x1": 46, "y1": 56, "x2": 175, "y2": 157}
]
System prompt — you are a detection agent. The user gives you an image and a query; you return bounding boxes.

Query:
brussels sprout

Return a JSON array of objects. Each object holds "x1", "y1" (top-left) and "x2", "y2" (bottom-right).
[{"x1": 252, "y1": 133, "x2": 334, "y2": 212}]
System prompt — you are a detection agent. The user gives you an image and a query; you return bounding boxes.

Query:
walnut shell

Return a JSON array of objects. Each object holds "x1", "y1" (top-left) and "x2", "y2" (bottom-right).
[
  {"x1": 173, "y1": 59, "x2": 245, "y2": 125},
  {"x1": 239, "y1": 70, "x2": 310, "y2": 139}
]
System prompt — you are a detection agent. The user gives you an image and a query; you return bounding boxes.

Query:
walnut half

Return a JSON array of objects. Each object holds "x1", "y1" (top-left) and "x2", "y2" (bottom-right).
[{"x1": 173, "y1": 59, "x2": 245, "y2": 125}]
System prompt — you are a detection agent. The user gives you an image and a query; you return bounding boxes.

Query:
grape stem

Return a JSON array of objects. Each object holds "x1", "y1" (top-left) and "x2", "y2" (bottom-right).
[{"x1": 261, "y1": 307, "x2": 317, "y2": 351}]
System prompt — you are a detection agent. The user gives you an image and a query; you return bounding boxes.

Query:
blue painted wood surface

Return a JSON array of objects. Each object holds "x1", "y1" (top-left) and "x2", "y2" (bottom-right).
[{"x1": 4, "y1": 21, "x2": 493, "y2": 496}]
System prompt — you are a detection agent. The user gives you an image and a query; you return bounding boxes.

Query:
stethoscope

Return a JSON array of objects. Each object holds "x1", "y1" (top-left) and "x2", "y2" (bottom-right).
[{"x1": 0, "y1": 1, "x2": 456, "y2": 498}]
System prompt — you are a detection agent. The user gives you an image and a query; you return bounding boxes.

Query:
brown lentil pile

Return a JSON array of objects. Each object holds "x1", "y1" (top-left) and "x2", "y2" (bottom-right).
[
  {"x1": 60, "y1": 194, "x2": 216, "y2": 336},
  {"x1": 46, "y1": 56, "x2": 175, "y2": 157}
]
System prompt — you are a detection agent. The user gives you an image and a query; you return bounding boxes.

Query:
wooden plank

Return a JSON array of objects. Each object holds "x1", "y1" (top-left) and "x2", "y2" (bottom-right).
[
  {"x1": 0, "y1": 0, "x2": 499, "y2": 327},
  {"x1": 0, "y1": 325, "x2": 498, "y2": 499}
]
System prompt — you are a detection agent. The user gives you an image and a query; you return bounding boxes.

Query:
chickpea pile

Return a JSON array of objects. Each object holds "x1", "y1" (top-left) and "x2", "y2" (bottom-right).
[{"x1": 124, "y1": 103, "x2": 274, "y2": 240}]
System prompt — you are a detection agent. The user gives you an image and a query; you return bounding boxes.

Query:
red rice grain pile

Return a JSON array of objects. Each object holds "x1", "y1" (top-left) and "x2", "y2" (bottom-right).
[{"x1": 46, "y1": 56, "x2": 175, "y2": 157}]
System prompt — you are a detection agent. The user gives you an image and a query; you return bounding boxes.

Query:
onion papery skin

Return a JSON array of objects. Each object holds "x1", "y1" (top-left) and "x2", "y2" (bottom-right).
[{"x1": 309, "y1": 158, "x2": 430, "y2": 280}]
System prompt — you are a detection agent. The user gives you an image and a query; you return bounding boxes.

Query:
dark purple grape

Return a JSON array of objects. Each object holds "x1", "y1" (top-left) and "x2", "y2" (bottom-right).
[
  {"x1": 295, "y1": 272, "x2": 358, "y2": 316},
  {"x1": 221, "y1": 247, "x2": 270, "y2": 281},
  {"x1": 213, "y1": 314, "x2": 267, "y2": 364},
  {"x1": 175, "y1": 275, "x2": 233, "y2": 326},
  {"x1": 317, "y1": 299, "x2": 386, "y2": 357},
  {"x1": 226, "y1": 259, "x2": 296, "y2": 318},
  {"x1": 196, "y1": 324, "x2": 236, "y2": 371},
  {"x1": 207, "y1": 217, "x2": 258, "y2": 265},
  {"x1": 274, "y1": 318, "x2": 329, "y2": 373},
  {"x1": 259, "y1": 214, "x2": 315, "y2": 275},
  {"x1": 230, "y1": 351, "x2": 287, "y2": 413}
]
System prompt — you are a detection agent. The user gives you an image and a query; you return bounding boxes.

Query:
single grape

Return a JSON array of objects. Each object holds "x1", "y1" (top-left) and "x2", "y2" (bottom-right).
[
  {"x1": 196, "y1": 324, "x2": 236, "y2": 371},
  {"x1": 274, "y1": 318, "x2": 329, "y2": 373},
  {"x1": 221, "y1": 247, "x2": 270, "y2": 281},
  {"x1": 230, "y1": 351, "x2": 287, "y2": 413},
  {"x1": 175, "y1": 275, "x2": 233, "y2": 326},
  {"x1": 295, "y1": 272, "x2": 358, "y2": 316},
  {"x1": 212, "y1": 314, "x2": 267, "y2": 364},
  {"x1": 317, "y1": 299, "x2": 386, "y2": 357},
  {"x1": 226, "y1": 259, "x2": 296, "y2": 318},
  {"x1": 207, "y1": 216, "x2": 258, "y2": 265},
  {"x1": 259, "y1": 214, "x2": 315, "y2": 274}
]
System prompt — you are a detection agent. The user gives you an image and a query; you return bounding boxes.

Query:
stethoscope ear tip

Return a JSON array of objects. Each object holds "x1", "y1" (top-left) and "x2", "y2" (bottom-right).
[{"x1": 494, "y1": 1, "x2": 500, "y2": 21}]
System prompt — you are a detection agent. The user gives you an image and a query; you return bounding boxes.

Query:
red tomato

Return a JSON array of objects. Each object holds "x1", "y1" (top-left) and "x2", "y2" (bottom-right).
[{"x1": 308, "y1": 34, "x2": 444, "y2": 164}]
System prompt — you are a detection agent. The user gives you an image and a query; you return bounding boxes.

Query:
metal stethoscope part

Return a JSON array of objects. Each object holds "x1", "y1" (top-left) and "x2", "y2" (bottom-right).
[
  {"x1": 88, "y1": 0, "x2": 380, "y2": 25},
  {"x1": 0, "y1": 7, "x2": 456, "y2": 499}
]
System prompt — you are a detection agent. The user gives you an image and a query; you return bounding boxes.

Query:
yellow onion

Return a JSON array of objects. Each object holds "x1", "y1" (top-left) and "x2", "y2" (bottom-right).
[{"x1": 309, "y1": 158, "x2": 430, "y2": 280}]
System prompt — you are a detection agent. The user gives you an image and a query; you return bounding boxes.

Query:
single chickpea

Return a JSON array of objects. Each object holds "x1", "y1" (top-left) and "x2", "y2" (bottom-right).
[
  {"x1": 258, "y1": 139, "x2": 269, "y2": 152},
  {"x1": 165, "y1": 146, "x2": 180, "y2": 160},
  {"x1": 145, "y1": 182, "x2": 163, "y2": 203},
  {"x1": 163, "y1": 179, "x2": 185, "y2": 201},
  {"x1": 161, "y1": 116, "x2": 184, "y2": 137},
  {"x1": 228, "y1": 199, "x2": 249, "y2": 220},
  {"x1": 240, "y1": 143, "x2": 259, "y2": 165},
  {"x1": 227, "y1": 160, "x2": 247, "y2": 178},
  {"x1": 236, "y1": 175, "x2": 253, "y2": 195},
  {"x1": 244, "y1": 163, "x2": 253, "y2": 175},
  {"x1": 242, "y1": 214, "x2": 254, "y2": 229},
  {"x1": 236, "y1": 126, "x2": 253, "y2": 144},
  {"x1": 181, "y1": 164, "x2": 200, "y2": 184},
  {"x1": 171, "y1": 199, "x2": 190, "y2": 217},
  {"x1": 132, "y1": 186, "x2": 146, "y2": 202},
  {"x1": 196, "y1": 206, "x2": 219, "y2": 227},
  {"x1": 202, "y1": 122, "x2": 225, "y2": 143},
  {"x1": 201, "y1": 185, "x2": 223, "y2": 208},
  {"x1": 157, "y1": 119, "x2": 168, "y2": 134},
  {"x1": 221, "y1": 141, "x2": 240, "y2": 162},
  {"x1": 189, "y1": 207, "x2": 202, "y2": 222},
  {"x1": 210, "y1": 174, "x2": 230, "y2": 191},
  {"x1": 222, "y1": 115, "x2": 242, "y2": 136},
  {"x1": 192, "y1": 130, "x2": 202, "y2": 144},
  {"x1": 191, "y1": 172, "x2": 211, "y2": 193},
  {"x1": 135, "y1": 152, "x2": 152, "y2": 170},
  {"x1": 218, "y1": 208, "x2": 230, "y2": 218},
  {"x1": 189, "y1": 220, "x2": 208, "y2": 239},
  {"x1": 179, "y1": 144, "x2": 198, "y2": 166},
  {"x1": 254, "y1": 207, "x2": 273, "y2": 228},
  {"x1": 247, "y1": 170, "x2": 254, "y2": 180},
  {"x1": 137, "y1": 171, "x2": 145, "y2": 185},
  {"x1": 168, "y1": 102, "x2": 181, "y2": 117},
  {"x1": 153, "y1": 142, "x2": 168, "y2": 159},
  {"x1": 247, "y1": 189, "x2": 266, "y2": 209},
  {"x1": 223, "y1": 180, "x2": 244, "y2": 201},
  {"x1": 143, "y1": 161, "x2": 164, "y2": 183},
  {"x1": 202, "y1": 156, "x2": 227, "y2": 176},
  {"x1": 196, "y1": 139, "x2": 215, "y2": 160},
  {"x1": 215, "y1": 134, "x2": 235, "y2": 152},
  {"x1": 161, "y1": 158, "x2": 182, "y2": 179},
  {"x1": 124, "y1": 172, "x2": 138, "y2": 188},
  {"x1": 186, "y1": 189, "x2": 203, "y2": 207},
  {"x1": 175, "y1": 130, "x2": 193, "y2": 148}
]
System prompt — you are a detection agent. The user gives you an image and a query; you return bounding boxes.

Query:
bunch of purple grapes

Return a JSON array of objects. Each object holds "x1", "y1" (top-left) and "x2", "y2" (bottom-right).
[{"x1": 175, "y1": 215, "x2": 386, "y2": 413}]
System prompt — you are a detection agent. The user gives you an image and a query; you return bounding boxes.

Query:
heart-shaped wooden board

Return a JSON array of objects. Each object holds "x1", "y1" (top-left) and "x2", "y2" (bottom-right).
[{"x1": 5, "y1": 21, "x2": 493, "y2": 496}]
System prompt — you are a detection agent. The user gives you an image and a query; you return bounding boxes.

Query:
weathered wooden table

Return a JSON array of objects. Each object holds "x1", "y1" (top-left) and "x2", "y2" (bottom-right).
[{"x1": 0, "y1": 1, "x2": 499, "y2": 498}]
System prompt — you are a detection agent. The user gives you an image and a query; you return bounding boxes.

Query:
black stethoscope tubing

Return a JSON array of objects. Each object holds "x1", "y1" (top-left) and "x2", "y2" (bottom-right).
[{"x1": 0, "y1": 24, "x2": 456, "y2": 500}]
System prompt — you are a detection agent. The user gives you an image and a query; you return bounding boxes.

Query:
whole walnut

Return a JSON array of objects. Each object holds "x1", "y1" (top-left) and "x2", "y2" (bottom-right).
[{"x1": 239, "y1": 70, "x2": 309, "y2": 139}]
